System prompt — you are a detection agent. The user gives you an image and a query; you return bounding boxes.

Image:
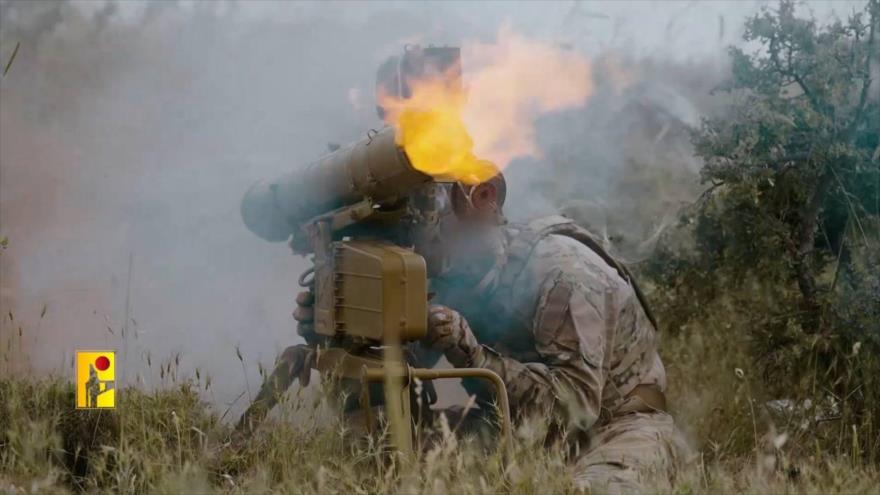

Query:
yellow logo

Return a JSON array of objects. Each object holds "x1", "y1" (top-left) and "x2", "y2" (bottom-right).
[{"x1": 76, "y1": 351, "x2": 116, "y2": 409}]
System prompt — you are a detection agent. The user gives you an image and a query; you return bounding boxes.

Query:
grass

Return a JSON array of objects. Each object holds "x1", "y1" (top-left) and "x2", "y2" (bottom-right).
[
  {"x1": 1, "y1": 254, "x2": 877, "y2": 494},
  {"x1": 1, "y1": 315, "x2": 879, "y2": 494}
]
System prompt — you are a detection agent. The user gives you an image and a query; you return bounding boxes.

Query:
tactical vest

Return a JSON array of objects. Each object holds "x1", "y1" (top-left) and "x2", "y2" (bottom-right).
[{"x1": 498, "y1": 215, "x2": 659, "y2": 331}]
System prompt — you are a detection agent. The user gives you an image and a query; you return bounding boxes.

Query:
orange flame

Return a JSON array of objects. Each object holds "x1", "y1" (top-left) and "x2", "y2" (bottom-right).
[
  {"x1": 379, "y1": 27, "x2": 593, "y2": 185},
  {"x1": 380, "y1": 74, "x2": 498, "y2": 185}
]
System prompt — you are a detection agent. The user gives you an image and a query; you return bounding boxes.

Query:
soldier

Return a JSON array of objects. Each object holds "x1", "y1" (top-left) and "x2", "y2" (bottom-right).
[
  {"x1": 286, "y1": 46, "x2": 685, "y2": 492},
  {"x1": 289, "y1": 175, "x2": 686, "y2": 493}
]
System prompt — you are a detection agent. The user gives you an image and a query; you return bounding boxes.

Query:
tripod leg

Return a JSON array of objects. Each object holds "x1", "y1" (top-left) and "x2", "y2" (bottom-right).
[{"x1": 234, "y1": 344, "x2": 314, "y2": 436}]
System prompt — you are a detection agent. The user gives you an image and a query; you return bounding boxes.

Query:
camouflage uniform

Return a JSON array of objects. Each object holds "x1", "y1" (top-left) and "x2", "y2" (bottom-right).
[{"x1": 427, "y1": 216, "x2": 684, "y2": 493}]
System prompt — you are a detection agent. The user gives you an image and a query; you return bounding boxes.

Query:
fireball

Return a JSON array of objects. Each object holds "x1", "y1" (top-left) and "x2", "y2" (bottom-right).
[
  {"x1": 379, "y1": 71, "x2": 498, "y2": 185},
  {"x1": 379, "y1": 27, "x2": 593, "y2": 185}
]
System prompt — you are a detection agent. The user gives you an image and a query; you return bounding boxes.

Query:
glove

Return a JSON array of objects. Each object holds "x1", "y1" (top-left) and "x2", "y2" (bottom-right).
[
  {"x1": 424, "y1": 305, "x2": 484, "y2": 368},
  {"x1": 293, "y1": 290, "x2": 316, "y2": 340}
]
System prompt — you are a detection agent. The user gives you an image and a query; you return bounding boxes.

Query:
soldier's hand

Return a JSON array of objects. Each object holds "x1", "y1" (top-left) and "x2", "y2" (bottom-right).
[
  {"x1": 424, "y1": 305, "x2": 483, "y2": 368},
  {"x1": 293, "y1": 290, "x2": 315, "y2": 339}
]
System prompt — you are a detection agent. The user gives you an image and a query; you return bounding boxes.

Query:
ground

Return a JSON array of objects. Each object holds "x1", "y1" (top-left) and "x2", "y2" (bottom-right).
[{"x1": 2, "y1": 316, "x2": 878, "y2": 494}]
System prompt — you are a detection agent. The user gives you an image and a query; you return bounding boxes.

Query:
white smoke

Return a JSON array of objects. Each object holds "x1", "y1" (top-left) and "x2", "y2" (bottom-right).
[{"x1": 0, "y1": 0, "x2": 863, "y2": 416}]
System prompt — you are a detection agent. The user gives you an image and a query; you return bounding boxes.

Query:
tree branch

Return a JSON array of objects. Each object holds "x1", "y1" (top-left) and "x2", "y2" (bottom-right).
[
  {"x1": 769, "y1": 36, "x2": 821, "y2": 110},
  {"x1": 849, "y1": 0, "x2": 876, "y2": 137}
]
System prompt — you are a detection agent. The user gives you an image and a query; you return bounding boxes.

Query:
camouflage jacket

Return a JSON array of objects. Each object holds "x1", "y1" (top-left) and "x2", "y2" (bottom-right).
[{"x1": 434, "y1": 216, "x2": 666, "y2": 433}]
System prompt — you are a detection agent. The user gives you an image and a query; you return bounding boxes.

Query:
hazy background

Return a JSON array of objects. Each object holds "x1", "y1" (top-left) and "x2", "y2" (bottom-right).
[{"x1": 0, "y1": 1, "x2": 863, "y2": 414}]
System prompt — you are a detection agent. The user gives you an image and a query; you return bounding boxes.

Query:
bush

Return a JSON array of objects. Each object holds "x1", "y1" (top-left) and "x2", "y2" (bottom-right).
[{"x1": 645, "y1": 0, "x2": 880, "y2": 463}]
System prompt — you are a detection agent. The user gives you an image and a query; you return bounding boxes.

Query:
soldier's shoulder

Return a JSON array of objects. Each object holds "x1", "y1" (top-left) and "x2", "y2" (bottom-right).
[
  {"x1": 524, "y1": 231, "x2": 627, "y2": 292},
  {"x1": 499, "y1": 216, "x2": 628, "y2": 295}
]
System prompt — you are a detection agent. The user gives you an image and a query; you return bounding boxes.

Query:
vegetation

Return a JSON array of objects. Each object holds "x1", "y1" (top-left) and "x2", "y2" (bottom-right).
[
  {"x1": 2, "y1": 1, "x2": 878, "y2": 493},
  {"x1": 646, "y1": 0, "x2": 880, "y2": 463},
  {"x1": 1, "y1": 371, "x2": 879, "y2": 494}
]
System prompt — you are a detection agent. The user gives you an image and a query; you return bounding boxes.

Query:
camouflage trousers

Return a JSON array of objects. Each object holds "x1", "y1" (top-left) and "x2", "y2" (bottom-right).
[
  {"x1": 573, "y1": 410, "x2": 687, "y2": 494},
  {"x1": 430, "y1": 403, "x2": 687, "y2": 494}
]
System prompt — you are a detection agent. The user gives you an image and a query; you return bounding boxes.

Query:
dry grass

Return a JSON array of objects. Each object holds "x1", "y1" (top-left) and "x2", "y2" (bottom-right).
[{"x1": 1, "y1": 320, "x2": 878, "y2": 495}]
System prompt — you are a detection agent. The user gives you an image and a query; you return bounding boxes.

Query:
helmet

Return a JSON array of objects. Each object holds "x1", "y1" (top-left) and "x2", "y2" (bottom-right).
[{"x1": 375, "y1": 45, "x2": 462, "y2": 122}]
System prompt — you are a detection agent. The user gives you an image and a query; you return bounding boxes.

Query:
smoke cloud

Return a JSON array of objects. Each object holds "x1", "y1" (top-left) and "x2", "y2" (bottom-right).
[
  {"x1": 0, "y1": 1, "x2": 861, "y2": 415},
  {"x1": 463, "y1": 25, "x2": 593, "y2": 169}
]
